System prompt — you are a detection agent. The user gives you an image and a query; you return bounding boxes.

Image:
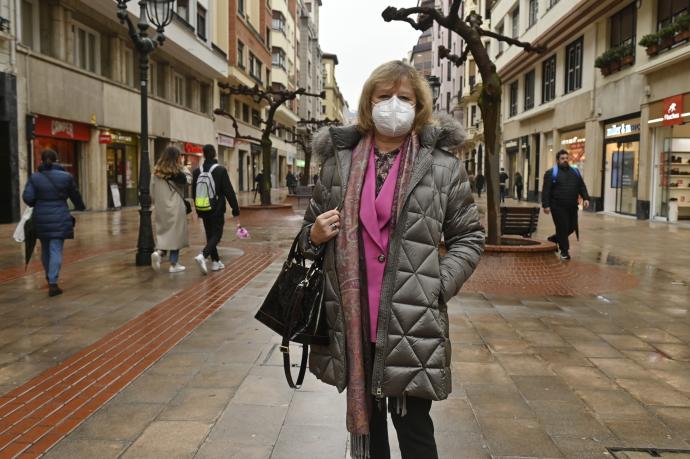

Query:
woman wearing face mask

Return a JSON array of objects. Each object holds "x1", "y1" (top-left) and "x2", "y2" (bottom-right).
[{"x1": 298, "y1": 61, "x2": 485, "y2": 458}]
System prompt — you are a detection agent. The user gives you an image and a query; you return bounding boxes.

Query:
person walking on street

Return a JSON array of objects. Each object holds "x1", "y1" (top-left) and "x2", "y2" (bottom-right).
[
  {"x1": 475, "y1": 172, "x2": 485, "y2": 198},
  {"x1": 150, "y1": 145, "x2": 192, "y2": 273},
  {"x1": 499, "y1": 168, "x2": 509, "y2": 203},
  {"x1": 22, "y1": 149, "x2": 86, "y2": 297},
  {"x1": 542, "y1": 150, "x2": 590, "y2": 261},
  {"x1": 286, "y1": 167, "x2": 298, "y2": 194},
  {"x1": 515, "y1": 172, "x2": 524, "y2": 201},
  {"x1": 298, "y1": 61, "x2": 484, "y2": 459},
  {"x1": 192, "y1": 144, "x2": 241, "y2": 274},
  {"x1": 253, "y1": 172, "x2": 264, "y2": 202},
  {"x1": 468, "y1": 173, "x2": 476, "y2": 194}
]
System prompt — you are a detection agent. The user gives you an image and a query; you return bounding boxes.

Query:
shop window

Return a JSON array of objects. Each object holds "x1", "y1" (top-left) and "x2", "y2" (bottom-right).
[
  {"x1": 524, "y1": 70, "x2": 535, "y2": 111},
  {"x1": 173, "y1": 71, "x2": 185, "y2": 106},
  {"x1": 237, "y1": 41, "x2": 245, "y2": 69},
  {"x1": 528, "y1": 0, "x2": 538, "y2": 28},
  {"x1": 72, "y1": 21, "x2": 100, "y2": 74},
  {"x1": 658, "y1": 0, "x2": 690, "y2": 29},
  {"x1": 511, "y1": 8, "x2": 520, "y2": 38},
  {"x1": 272, "y1": 47, "x2": 286, "y2": 69},
  {"x1": 177, "y1": 0, "x2": 190, "y2": 22},
  {"x1": 542, "y1": 55, "x2": 556, "y2": 103},
  {"x1": 509, "y1": 80, "x2": 518, "y2": 117},
  {"x1": 196, "y1": 4, "x2": 207, "y2": 40},
  {"x1": 565, "y1": 36, "x2": 583, "y2": 94},
  {"x1": 242, "y1": 103, "x2": 250, "y2": 123},
  {"x1": 610, "y1": 3, "x2": 636, "y2": 49},
  {"x1": 20, "y1": 0, "x2": 39, "y2": 50},
  {"x1": 272, "y1": 10, "x2": 286, "y2": 33}
]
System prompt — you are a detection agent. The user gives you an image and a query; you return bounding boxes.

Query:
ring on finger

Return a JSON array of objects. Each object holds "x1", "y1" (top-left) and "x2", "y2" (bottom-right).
[{"x1": 329, "y1": 222, "x2": 339, "y2": 230}]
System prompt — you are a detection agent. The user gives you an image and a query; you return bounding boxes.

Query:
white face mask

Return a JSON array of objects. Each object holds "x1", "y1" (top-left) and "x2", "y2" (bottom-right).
[{"x1": 372, "y1": 96, "x2": 416, "y2": 137}]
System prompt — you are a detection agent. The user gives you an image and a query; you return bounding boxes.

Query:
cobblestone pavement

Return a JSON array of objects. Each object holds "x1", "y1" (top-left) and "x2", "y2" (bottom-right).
[{"x1": 0, "y1": 193, "x2": 689, "y2": 458}]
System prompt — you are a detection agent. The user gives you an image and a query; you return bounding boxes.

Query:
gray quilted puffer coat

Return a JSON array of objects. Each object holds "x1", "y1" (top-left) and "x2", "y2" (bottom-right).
[{"x1": 298, "y1": 116, "x2": 485, "y2": 401}]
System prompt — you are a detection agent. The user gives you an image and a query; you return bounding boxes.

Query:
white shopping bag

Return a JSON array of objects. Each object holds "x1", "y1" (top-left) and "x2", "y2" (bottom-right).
[{"x1": 13, "y1": 207, "x2": 33, "y2": 243}]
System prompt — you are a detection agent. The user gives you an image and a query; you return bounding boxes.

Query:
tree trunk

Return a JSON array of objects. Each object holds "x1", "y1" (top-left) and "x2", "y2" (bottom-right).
[
  {"x1": 261, "y1": 138, "x2": 272, "y2": 206},
  {"x1": 300, "y1": 146, "x2": 312, "y2": 186},
  {"x1": 478, "y1": 72, "x2": 503, "y2": 245}
]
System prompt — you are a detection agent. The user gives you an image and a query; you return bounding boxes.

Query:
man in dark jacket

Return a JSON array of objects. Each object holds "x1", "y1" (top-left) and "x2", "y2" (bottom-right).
[
  {"x1": 499, "y1": 168, "x2": 509, "y2": 202},
  {"x1": 542, "y1": 150, "x2": 590, "y2": 260},
  {"x1": 23, "y1": 149, "x2": 86, "y2": 296},
  {"x1": 192, "y1": 145, "x2": 240, "y2": 274},
  {"x1": 475, "y1": 173, "x2": 485, "y2": 197},
  {"x1": 286, "y1": 167, "x2": 298, "y2": 194}
]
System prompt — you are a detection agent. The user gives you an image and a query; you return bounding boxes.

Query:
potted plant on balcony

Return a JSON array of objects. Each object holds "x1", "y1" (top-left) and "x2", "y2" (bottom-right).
[
  {"x1": 609, "y1": 47, "x2": 622, "y2": 72},
  {"x1": 674, "y1": 14, "x2": 690, "y2": 43},
  {"x1": 658, "y1": 24, "x2": 677, "y2": 49},
  {"x1": 595, "y1": 49, "x2": 615, "y2": 76},
  {"x1": 640, "y1": 33, "x2": 660, "y2": 56},
  {"x1": 620, "y1": 43, "x2": 635, "y2": 66}
]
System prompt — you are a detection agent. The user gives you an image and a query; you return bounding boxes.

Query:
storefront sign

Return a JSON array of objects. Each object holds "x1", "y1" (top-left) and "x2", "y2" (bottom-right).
[
  {"x1": 605, "y1": 118, "x2": 641, "y2": 139},
  {"x1": 560, "y1": 128, "x2": 586, "y2": 166},
  {"x1": 505, "y1": 140, "x2": 518, "y2": 150},
  {"x1": 35, "y1": 116, "x2": 90, "y2": 142},
  {"x1": 218, "y1": 134, "x2": 235, "y2": 148},
  {"x1": 663, "y1": 95, "x2": 684, "y2": 126},
  {"x1": 184, "y1": 142, "x2": 203, "y2": 154},
  {"x1": 112, "y1": 133, "x2": 135, "y2": 145},
  {"x1": 561, "y1": 135, "x2": 586, "y2": 145},
  {"x1": 295, "y1": 159, "x2": 306, "y2": 168},
  {"x1": 99, "y1": 131, "x2": 113, "y2": 144}
]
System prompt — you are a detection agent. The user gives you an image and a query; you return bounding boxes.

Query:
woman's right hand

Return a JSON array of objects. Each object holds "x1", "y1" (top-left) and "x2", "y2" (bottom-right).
[{"x1": 310, "y1": 209, "x2": 340, "y2": 246}]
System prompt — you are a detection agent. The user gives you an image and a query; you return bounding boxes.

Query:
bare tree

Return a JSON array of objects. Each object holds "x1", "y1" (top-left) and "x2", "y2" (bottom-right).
[
  {"x1": 291, "y1": 118, "x2": 342, "y2": 186},
  {"x1": 215, "y1": 83, "x2": 324, "y2": 205},
  {"x1": 383, "y1": 2, "x2": 544, "y2": 244}
]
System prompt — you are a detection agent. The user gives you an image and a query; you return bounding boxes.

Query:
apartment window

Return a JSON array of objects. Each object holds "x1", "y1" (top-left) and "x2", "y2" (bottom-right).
[
  {"x1": 658, "y1": 0, "x2": 690, "y2": 28},
  {"x1": 446, "y1": 92, "x2": 451, "y2": 113},
  {"x1": 528, "y1": 0, "x2": 538, "y2": 28},
  {"x1": 72, "y1": 22, "x2": 100, "y2": 73},
  {"x1": 511, "y1": 8, "x2": 520, "y2": 38},
  {"x1": 610, "y1": 3, "x2": 636, "y2": 49},
  {"x1": 266, "y1": 27, "x2": 270, "y2": 47},
  {"x1": 524, "y1": 70, "x2": 535, "y2": 111},
  {"x1": 242, "y1": 103, "x2": 250, "y2": 122},
  {"x1": 200, "y1": 83, "x2": 210, "y2": 114},
  {"x1": 542, "y1": 55, "x2": 556, "y2": 103},
  {"x1": 185, "y1": 78, "x2": 194, "y2": 109},
  {"x1": 156, "y1": 62, "x2": 166, "y2": 98},
  {"x1": 447, "y1": 62, "x2": 452, "y2": 81},
  {"x1": 565, "y1": 37, "x2": 583, "y2": 94},
  {"x1": 197, "y1": 4, "x2": 207, "y2": 40},
  {"x1": 272, "y1": 11, "x2": 286, "y2": 33},
  {"x1": 249, "y1": 53, "x2": 262, "y2": 82},
  {"x1": 496, "y1": 23, "x2": 504, "y2": 54},
  {"x1": 237, "y1": 41, "x2": 245, "y2": 69},
  {"x1": 447, "y1": 29, "x2": 452, "y2": 49},
  {"x1": 177, "y1": 0, "x2": 189, "y2": 22},
  {"x1": 549, "y1": 0, "x2": 560, "y2": 8},
  {"x1": 272, "y1": 47, "x2": 286, "y2": 69},
  {"x1": 21, "y1": 0, "x2": 39, "y2": 50},
  {"x1": 220, "y1": 93, "x2": 230, "y2": 112},
  {"x1": 238, "y1": 0, "x2": 244, "y2": 16},
  {"x1": 173, "y1": 72, "x2": 185, "y2": 105},
  {"x1": 123, "y1": 47, "x2": 134, "y2": 87},
  {"x1": 322, "y1": 105, "x2": 326, "y2": 115},
  {"x1": 252, "y1": 108, "x2": 261, "y2": 127},
  {"x1": 470, "y1": 105, "x2": 477, "y2": 126},
  {"x1": 509, "y1": 81, "x2": 518, "y2": 117}
]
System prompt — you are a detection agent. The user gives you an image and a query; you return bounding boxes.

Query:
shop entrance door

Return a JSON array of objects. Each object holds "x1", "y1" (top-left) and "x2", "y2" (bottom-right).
[
  {"x1": 107, "y1": 146, "x2": 127, "y2": 208},
  {"x1": 604, "y1": 140, "x2": 639, "y2": 215}
]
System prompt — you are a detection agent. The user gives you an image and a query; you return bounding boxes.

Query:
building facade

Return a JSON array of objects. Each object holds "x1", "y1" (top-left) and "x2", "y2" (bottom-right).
[
  {"x1": 492, "y1": 0, "x2": 690, "y2": 222},
  {"x1": 431, "y1": 0, "x2": 466, "y2": 118},
  {"x1": 321, "y1": 52, "x2": 345, "y2": 123},
  {"x1": 410, "y1": 28, "x2": 433, "y2": 77},
  {"x1": 0, "y1": 0, "x2": 19, "y2": 223}
]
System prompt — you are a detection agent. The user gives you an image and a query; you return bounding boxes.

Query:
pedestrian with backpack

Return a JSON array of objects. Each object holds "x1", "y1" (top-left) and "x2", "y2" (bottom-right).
[
  {"x1": 150, "y1": 145, "x2": 192, "y2": 273},
  {"x1": 192, "y1": 144, "x2": 241, "y2": 274},
  {"x1": 542, "y1": 150, "x2": 590, "y2": 261}
]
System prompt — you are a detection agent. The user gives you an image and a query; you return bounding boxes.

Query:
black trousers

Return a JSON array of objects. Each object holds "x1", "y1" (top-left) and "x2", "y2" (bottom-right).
[
  {"x1": 516, "y1": 186, "x2": 523, "y2": 201},
  {"x1": 500, "y1": 185, "x2": 506, "y2": 202},
  {"x1": 368, "y1": 345, "x2": 438, "y2": 459},
  {"x1": 202, "y1": 215, "x2": 225, "y2": 261},
  {"x1": 550, "y1": 205, "x2": 578, "y2": 254}
]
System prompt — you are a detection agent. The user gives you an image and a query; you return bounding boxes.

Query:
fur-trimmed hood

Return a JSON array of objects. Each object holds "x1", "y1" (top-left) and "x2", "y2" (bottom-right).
[{"x1": 312, "y1": 114, "x2": 465, "y2": 160}]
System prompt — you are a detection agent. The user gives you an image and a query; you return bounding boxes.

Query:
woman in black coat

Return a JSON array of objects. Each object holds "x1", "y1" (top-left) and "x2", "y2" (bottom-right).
[{"x1": 23, "y1": 149, "x2": 85, "y2": 296}]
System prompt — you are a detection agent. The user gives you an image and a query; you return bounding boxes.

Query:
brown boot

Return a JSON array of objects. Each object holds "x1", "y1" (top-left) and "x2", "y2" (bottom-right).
[{"x1": 48, "y1": 284, "x2": 63, "y2": 297}]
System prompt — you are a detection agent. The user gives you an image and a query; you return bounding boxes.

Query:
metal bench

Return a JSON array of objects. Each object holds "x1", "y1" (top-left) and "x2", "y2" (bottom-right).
[
  {"x1": 285, "y1": 185, "x2": 314, "y2": 208},
  {"x1": 500, "y1": 206, "x2": 540, "y2": 238}
]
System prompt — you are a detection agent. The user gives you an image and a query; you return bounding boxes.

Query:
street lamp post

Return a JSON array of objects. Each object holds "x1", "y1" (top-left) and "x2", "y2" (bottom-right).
[
  {"x1": 116, "y1": 0, "x2": 174, "y2": 266},
  {"x1": 426, "y1": 75, "x2": 441, "y2": 104}
]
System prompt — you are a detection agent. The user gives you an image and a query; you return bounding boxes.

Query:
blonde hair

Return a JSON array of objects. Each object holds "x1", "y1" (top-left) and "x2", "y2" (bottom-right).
[
  {"x1": 153, "y1": 145, "x2": 183, "y2": 178},
  {"x1": 357, "y1": 60, "x2": 433, "y2": 135}
]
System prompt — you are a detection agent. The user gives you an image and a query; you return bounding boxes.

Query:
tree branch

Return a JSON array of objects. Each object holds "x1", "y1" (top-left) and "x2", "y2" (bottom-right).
[
  {"x1": 449, "y1": 0, "x2": 462, "y2": 19},
  {"x1": 381, "y1": 6, "x2": 444, "y2": 31},
  {"x1": 478, "y1": 29, "x2": 546, "y2": 53},
  {"x1": 439, "y1": 45, "x2": 470, "y2": 68},
  {"x1": 213, "y1": 109, "x2": 262, "y2": 145}
]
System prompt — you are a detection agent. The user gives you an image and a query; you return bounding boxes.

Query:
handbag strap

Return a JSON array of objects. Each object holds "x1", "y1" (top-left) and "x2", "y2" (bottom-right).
[
  {"x1": 39, "y1": 171, "x2": 68, "y2": 200},
  {"x1": 279, "y1": 279, "x2": 310, "y2": 389},
  {"x1": 165, "y1": 178, "x2": 187, "y2": 208}
]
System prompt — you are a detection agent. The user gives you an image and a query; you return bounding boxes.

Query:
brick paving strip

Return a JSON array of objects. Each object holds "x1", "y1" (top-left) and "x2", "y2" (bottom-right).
[{"x1": 0, "y1": 248, "x2": 278, "y2": 458}]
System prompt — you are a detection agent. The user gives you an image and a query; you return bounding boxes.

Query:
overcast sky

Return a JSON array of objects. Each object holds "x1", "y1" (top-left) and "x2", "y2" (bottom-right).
[{"x1": 319, "y1": 1, "x2": 422, "y2": 112}]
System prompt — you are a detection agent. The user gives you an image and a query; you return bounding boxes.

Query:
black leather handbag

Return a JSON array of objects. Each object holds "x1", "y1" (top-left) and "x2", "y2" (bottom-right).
[{"x1": 254, "y1": 233, "x2": 329, "y2": 388}]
